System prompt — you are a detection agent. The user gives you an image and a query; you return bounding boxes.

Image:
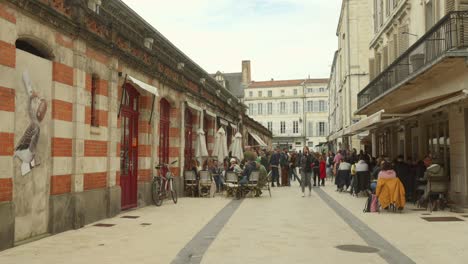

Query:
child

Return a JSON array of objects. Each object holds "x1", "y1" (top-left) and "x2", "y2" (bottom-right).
[{"x1": 319, "y1": 155, "x2": 326, "y2": 186}]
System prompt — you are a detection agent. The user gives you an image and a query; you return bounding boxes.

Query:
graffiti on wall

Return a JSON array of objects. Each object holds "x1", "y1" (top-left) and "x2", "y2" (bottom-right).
[{"x1": 14, "y1": 71, "x2": 48, "y2": 176}]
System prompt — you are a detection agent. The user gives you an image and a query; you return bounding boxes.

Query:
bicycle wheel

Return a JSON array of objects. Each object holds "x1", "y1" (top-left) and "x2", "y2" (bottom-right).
[
  {"x1": 171, "y1": 179, "x2": 178, "y2": 204},
  {"x1": 152, "y1": 178, "x2": 163, "y2": 207}
]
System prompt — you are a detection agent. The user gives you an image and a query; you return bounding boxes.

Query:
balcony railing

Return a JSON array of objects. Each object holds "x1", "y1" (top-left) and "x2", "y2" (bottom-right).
[{"x1": 358, "y1": 11, "x2": 468, "y2": 110}]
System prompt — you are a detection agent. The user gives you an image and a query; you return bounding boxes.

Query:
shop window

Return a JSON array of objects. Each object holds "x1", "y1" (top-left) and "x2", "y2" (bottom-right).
[{"x1": 426, "y1": 119, "x2": 450, "y2": 176}]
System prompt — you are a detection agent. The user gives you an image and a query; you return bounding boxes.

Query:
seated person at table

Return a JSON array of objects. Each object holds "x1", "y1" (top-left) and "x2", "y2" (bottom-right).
[
  {"x1": 239, "y1": 151, "x2": 257, "y2": 185},
  {"x1": 228, "y1": 158, "x2": 242, "y2": 175}
]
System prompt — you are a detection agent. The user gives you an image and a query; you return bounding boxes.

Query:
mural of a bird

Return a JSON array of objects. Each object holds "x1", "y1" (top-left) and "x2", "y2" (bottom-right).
[{"x1": 14, "y1": 71, "x2": 47, "y2": 176}]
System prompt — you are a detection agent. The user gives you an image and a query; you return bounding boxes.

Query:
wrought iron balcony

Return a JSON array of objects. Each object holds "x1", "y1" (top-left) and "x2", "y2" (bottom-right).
[{"x1": 358, "y1": 11, "x2": 468, "y2": 111}]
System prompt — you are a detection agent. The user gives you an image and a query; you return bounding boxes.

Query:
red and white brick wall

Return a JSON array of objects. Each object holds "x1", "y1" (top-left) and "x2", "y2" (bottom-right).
[
  {"x1": 0, "y1": 2, "x2": 17, "y2": 202},
  {"x1": 80, "y1": 44, "x2": 113, "y2": 192}
]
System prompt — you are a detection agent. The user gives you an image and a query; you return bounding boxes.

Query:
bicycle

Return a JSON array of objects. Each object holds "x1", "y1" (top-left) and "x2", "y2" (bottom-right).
[{"x1": 152, "y1": 160, "x2": 178, "y2": 206}]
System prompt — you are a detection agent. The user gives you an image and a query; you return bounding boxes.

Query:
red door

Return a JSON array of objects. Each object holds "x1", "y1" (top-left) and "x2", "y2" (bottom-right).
[
  {"x1": 159, "y1": 99, "x2": 170, "y2": 176},
  {"x1": 120, "y1": 84, "x2": 139, "y2": 210},
  {"x1": 185, "y1": 109, "x2": 193, "y2": 170}
]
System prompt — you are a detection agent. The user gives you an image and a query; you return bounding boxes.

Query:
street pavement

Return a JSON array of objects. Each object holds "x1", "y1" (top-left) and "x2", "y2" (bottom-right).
[{"x1": 1, "y1": 181, "x2": 468, "y2": 264}]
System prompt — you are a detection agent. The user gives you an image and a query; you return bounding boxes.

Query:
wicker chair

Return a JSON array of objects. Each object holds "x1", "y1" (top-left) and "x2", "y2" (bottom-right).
[
  {"x1": 184, "y1": 171, "x2": 197, "y2": 197},
  {"x1": 199, "y1": 170, "x2": 213, "y2": 197}
]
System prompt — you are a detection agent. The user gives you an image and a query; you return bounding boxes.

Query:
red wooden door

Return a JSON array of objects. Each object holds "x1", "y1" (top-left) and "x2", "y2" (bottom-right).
[
  {"x1": 159, "y1": 99, "x2": 170, "y2": 176},
  {"x1": 120, "y1": 85, "x2": 139, "y2": 210},
  {"x1": 184, "y1": 109, "x2": 193, "y2": 170}
]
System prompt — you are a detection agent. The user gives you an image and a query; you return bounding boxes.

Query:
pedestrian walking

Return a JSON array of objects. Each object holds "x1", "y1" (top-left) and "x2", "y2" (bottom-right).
[
  {"x1": 300, "y1": 146, "x2": 313, "y2": 197},
  {"x1": 319, "y1": 155, "x2": 326, "y2": 186},
  {"x1": 312, "y1": 153, "x2": 320, "y2": 187},
  {"x1": 269, "y1": 148, "x2": 281, "y2": 187},
  {"x1": 289, "y1": 152, "x2": 301, "y2": 185}
]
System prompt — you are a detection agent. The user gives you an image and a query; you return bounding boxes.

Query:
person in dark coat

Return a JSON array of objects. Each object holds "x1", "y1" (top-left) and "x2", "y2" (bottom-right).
[
  {"x1": 394, "y1": 155, "x2": 411, "y2": 192},
  {"x1": 280, "y1": 148, "x2": 290, "y2": 186},
  {"x1": 269, "y1": 148, "x2": 281, "y2": 187}
]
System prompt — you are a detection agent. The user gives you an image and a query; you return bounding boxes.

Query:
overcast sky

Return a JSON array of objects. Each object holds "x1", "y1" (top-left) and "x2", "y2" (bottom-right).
[{"x1": 122, "y1": 0, "x2": 341, "y2": 81}]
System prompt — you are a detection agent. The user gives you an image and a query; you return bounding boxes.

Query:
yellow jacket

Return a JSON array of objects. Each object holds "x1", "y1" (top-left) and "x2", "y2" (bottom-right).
[{"x1": 376, "y1": 177, "x2": 406, "y2": 209}]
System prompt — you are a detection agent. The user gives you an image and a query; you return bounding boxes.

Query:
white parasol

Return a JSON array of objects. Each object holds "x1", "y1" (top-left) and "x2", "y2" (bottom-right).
[
  {"x1": 212, "y1": 127, "x2": 229, "y2": 162},
  {"x1": 230, "y1": 132, "x2": 244, "y2": 161},
  {"x1": 195, "y1": 128, "x2": 209, "y2": 158}
]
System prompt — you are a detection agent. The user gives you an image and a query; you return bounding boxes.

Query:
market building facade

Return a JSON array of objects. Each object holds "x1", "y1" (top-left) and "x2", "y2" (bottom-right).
[{"x1": 0, "y1": 0, "x2": 271, "y2": 250}]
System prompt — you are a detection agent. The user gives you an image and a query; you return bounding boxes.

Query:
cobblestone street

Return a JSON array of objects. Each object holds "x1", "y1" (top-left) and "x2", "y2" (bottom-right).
[{"x1": 2, "y1": 182, "x2": 468, "y2": 264}]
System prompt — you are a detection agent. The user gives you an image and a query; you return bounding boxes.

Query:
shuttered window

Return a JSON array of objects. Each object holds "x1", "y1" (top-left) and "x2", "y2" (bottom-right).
[
  {"x1": 307, "y1": 121, "x2": 314, "y2": 137},
  {"x1": 445, "y1": 0, "x2": 455, "y2": 14},
  {"x1": 398, "y1": 25, "x2": 409, "y2": 56},
  {"x1": 383, "y1": 46, "x2": 389, "y2": 68},
  {"x1": 369, "y1": 58, "x2": 375, "y2": 80},
  {"x1": 375, "y1": 52, "x2": 382, "y2": 75},
  {"x1": 388, "y1": 39, "x2": 394, "y2": 63}
]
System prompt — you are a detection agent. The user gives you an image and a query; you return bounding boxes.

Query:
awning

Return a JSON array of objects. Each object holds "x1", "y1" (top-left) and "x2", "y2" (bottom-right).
[
  {"x1": 186, "y1": 101, "x2": 202, "y2": 112},
  {"x1": 127, "y1": 75, "x2": 158, "y2": 96},
  {"x1": 328, "y1": 130, "x2": 343, "y2": 142},
  {"x1": 343, "y1": 110, "x2": 402, "y2": 137},
  {"x1": 248, "y1": 132, "x2": 267, "y2": 147}
]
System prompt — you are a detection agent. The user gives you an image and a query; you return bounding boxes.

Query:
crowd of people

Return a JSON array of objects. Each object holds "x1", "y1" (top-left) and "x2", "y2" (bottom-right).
[{"x1": 187, "y1": 146, "x2": 436, "y2": 202}]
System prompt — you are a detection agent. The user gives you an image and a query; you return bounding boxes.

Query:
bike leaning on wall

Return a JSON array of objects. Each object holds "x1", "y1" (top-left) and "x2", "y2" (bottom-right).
[{"x1": 152, "y1": 160, "x2": 178, "y2": 206}]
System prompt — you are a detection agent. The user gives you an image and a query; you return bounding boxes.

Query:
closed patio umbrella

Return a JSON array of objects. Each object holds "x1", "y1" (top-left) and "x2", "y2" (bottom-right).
[
  {"x1": 195, "y1": 128, "x2": 209, "y2": 158},
  {"x1": 230, "y1": 132, "x2": 244, "y2": 161},
  {"x1": 212, "y1": 127, "x2": 229, "y2": 162}
]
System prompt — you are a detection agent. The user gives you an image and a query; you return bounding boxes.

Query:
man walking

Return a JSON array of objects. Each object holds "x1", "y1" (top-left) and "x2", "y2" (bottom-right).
[
  {"x1": 269, "y1": 148, "x2": 281, "y2": 187},
  {"x1": 280, "y1": 148, "x2": 290, "y2": 186}
]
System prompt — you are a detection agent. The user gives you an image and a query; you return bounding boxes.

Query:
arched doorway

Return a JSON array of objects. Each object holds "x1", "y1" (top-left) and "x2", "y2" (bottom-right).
[
  {"x1": 159, "y1": 99, "x2": 171, "y2": 176},
  {"x1": 120, "y1": 84, "x2": 139, "y2": 210},
  {"x1": 185, "y1": 108, "x2": 193, "y2": 170}
]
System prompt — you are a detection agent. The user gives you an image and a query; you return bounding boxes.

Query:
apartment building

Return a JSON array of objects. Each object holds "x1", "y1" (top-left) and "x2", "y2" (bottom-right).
[
  {"x1": 245, "y1": 78, "x2": 329, "y2": 152},
  {"x1": 327, "y1": 0, "x2": 373, "y2": 152},
  {"x1": 352, "y1": 0, "x2": 468, "y2": 205}
]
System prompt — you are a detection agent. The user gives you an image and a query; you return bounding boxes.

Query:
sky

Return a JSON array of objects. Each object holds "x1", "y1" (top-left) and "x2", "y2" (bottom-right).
[{"x1": 122, "y1": 0, "x2": 341, "y2": 81}]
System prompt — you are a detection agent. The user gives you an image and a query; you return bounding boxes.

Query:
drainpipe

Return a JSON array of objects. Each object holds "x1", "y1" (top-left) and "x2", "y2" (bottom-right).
[{"x1": 346, "y1": 0, "x2": 352, "y2": 150}]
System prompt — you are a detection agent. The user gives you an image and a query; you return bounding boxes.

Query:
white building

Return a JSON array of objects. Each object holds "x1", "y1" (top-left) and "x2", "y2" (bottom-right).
[
  {"x1": 327, "y1": 0, "x2": 373, "y2": 152},
  {"x1": 245, "y1": 78, "x2": 329, "y2": 152}
]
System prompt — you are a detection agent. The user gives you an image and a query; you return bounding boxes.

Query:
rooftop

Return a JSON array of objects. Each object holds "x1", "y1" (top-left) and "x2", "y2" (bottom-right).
[{"x1": 248, "y1": 78, "x2": 329, "y2": 88}]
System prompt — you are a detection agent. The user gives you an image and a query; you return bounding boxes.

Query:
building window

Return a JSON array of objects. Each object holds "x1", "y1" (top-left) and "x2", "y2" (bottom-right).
[
  {"x1": 293, "y1": 121, "x2": 299, "y2": 134},
  {"x1": 268, "y1": 90, "x2": 272, "y2": 97},
  {"x1": 267, "y1": 102, "x2": 273, "y2": 114},
  {"x1": 319, "y1": 87, "x2": 325, "y2": 93},
  {"x1": 293, "y1": 89, "x2": 298, "y2": 95},
  {"x1": 258, "y1": 91, "x2": 262, "y2": 97},
  {"x1": 280, "y1": 102, "x2": 286, "y2": 114},
  {"x1": 292, "y1": 101, "x2": 299, "y2": 114},
  {"x1": 307, "y1": 121, "x2": 313, "y2": 137},
  {"x1": 319, "y1": 100, "x2": 325, "y2": 112},
  {"x1": 248, "y1": 103, "x2": 253, "y2": 115},
  {"x1": 308, "y1": 142, "x2": 314, "y2": 148},
  {"x1": 267, "y1": 121, "x2": 273, "y2": 132},
  {"x1": 280, "y1": 121, "x2": 286, "y2": 134},
  {"x1": 317, "y1": 122, "x2": 326, "y2": 136},
  {"x1": 313, "y1": 101, "x2": 319, "y2": 112},
  {"x1": 307, "y1": 101, "x2": 313, "y2": 112},
  {"x1": 258, "y1": 103, "x2": 263, "y2": 115},
  {"x1": 249, "y1": 91, "x2": 253, "y2": 97},
  {"x1": 307, "y1": 88, "x2": 313, "y2": 93},
  {"x1": 281, "y1": 90, "x2": 285, "y2": 96},
  {"x1": 91, "y1": 75, "x2": 99, "y2": 127}
]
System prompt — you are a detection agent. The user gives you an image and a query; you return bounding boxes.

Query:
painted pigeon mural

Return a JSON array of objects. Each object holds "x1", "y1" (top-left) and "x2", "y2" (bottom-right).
[{"x1": 14, "y1": 71, "x2": 48, "y2": 176}]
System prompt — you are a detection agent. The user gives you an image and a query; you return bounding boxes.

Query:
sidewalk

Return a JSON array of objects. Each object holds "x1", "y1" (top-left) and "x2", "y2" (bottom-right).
[
  {"x1": 0, "y1": 198, "x2": 231, "y2": 264},
  {"x1": 320, "y1": 181, "x2": 468, "y2": 264}
]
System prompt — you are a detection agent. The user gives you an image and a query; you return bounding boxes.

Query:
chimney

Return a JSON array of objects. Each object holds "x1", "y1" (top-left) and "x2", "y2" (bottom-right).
[{"x1": 242, "y1": 60, "x2": 251, "y2": 84}]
